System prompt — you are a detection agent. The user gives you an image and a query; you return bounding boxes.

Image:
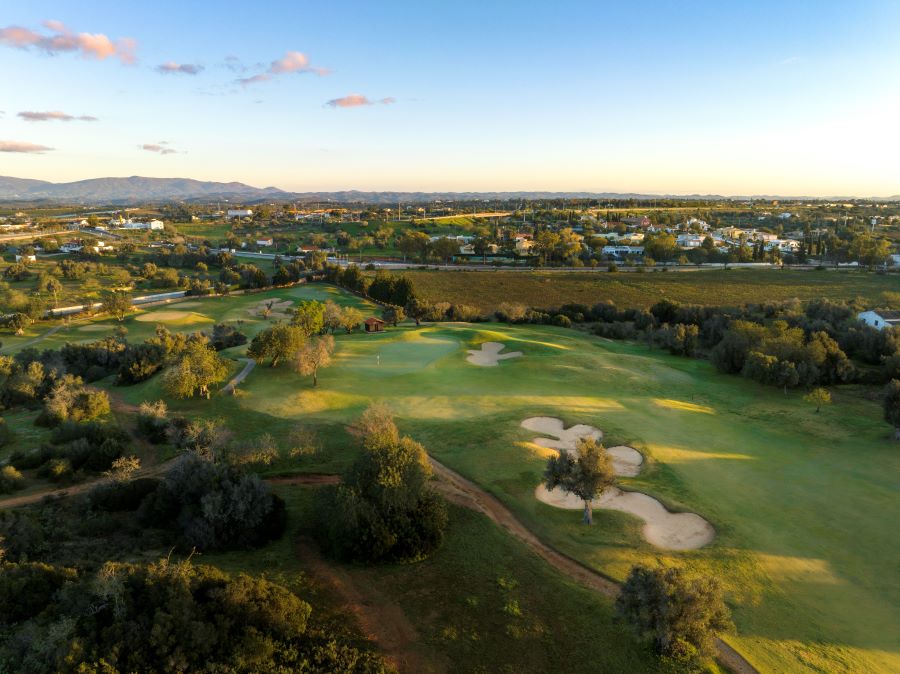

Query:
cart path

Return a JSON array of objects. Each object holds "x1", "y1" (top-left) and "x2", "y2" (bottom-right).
[{"x1": 222, "y1": 358, "x2": 256, "y2": 394}]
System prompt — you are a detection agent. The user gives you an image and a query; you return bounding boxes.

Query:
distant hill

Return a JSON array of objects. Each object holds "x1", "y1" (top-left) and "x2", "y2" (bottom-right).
[
  {"x1": 0, "y1": 175, "x2": 896, "y2": 204},
  {"x1": 0, "y1": 176, "x2": 287, "y2": 204}
]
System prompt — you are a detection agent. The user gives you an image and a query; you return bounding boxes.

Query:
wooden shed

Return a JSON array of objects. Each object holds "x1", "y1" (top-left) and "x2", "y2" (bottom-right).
[{"x1": 364, "y1": 317, "x2": 386, "y2": 333}]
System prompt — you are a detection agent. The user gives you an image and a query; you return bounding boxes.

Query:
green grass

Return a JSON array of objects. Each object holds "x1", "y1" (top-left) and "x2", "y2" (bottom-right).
[
  {"x1": 400, "y1": 268, "x2": 899, "y2": 312},
  {"x1": 1, "y1": 282, "x2": 380, "y2": 355},
  {"x1": 3, "y1": 283, "x2": 898, "y2": 672},
  {"x1": 211, "y1": 317, "x2": 899, "y2": 673},
  {"x1": 203, "y1": 486, "x2": 661, "y2": 674}
]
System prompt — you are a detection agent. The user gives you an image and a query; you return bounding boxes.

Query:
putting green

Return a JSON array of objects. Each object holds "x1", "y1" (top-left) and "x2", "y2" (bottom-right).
[{"x1": 219, "y1": 321, "x2": 899, "y2": 674}]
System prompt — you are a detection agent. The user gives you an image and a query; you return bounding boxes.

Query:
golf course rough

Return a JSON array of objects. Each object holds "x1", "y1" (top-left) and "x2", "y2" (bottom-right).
[{"x1": 523, "y1": 416, "x2": 714, "y2": 550}]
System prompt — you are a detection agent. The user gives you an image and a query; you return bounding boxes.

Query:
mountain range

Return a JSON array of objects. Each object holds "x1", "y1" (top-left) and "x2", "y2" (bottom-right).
[{"x1": 0, "y1": 176, "x2": 896, "y2": 204}]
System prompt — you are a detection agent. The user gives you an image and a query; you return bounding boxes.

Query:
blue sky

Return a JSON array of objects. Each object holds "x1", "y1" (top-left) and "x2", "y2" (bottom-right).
[{"x1": 1, "y1": 1, "x2": 899, "y2": 195}]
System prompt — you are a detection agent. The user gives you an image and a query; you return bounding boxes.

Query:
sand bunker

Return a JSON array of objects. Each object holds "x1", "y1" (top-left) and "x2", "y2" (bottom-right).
[
  {"x1": 247, "y1": 298, "x2": 294, "y2": 319},
  {"x1": 522, "y1": 417, "x2": 642, "y2": 477},
  {"x1": 135, "y1": 311, "x2": 192, "y2": 322},
  {"x1": 524, "y1": 416, "x2": 712, "y2": 549},
  {"x1": 606, "y1": 445, "x2": 644, "y2": 477},
  {"x1": 521, "y1": 416, "x2": 603, "y2": 451},
  {"x1": 466, "y1": 341, "x2": 522, "y2": 366},
  {"x1": 78, "y1": 324, "x2": 113, "y2": 332},
  {"x1": 535, "y1": 484, "x2": 715, "y2": 550}
]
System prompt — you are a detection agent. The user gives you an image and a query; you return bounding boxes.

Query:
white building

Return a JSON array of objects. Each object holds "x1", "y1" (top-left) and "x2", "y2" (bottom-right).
[
  {"x1": 601, "y1": 245, "x2": 644, "y2": 258},
  {"x1": 857, "y1": 310, "x2": 900, "y2": 331},
  {"x1": 228, "y1": 209, "x2": 254, "y2": 219},
  {"x1": 256, "y1": 238, "x2": 274, "y2": 247},
  {"x1": 15, "y1": 254, "x2": 36, "y2": 263},
  {"x1": 122, "y1": 219, "x2": 164, "y2": 230},
  {"x1": 676, "y1": 234, "x2": 704, "y2": 248}
]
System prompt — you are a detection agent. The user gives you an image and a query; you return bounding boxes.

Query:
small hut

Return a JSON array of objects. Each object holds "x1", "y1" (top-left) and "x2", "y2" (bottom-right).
[{"x1": 364, "y1": 317, "x2": 386, "y2": 333}]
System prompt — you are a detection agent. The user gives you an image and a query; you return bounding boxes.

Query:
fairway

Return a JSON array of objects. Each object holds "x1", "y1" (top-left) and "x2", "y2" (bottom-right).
[{"x1": 196, "y1": 316, "x2": 899, "y2": 674}]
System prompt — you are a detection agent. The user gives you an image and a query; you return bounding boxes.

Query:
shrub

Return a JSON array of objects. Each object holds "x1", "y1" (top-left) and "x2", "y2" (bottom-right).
[
  {"x1": 316, "y1": 406, "x2": 447, "y2": 563},
  {"x1": 88, "y1": 477, "x2": 161, "y2": 512},
  {"x1": 136, "y1": 400, "x2": 170, "y2": 443},
  {"x1": 0, "y1": 465, "x2": 25, "y2": 493},
  {"x1": 616, "y1": 565, "x2": 732, "y2": 664},
  {"x1": 551, "y1": 314, "x2": 572, "y2": 328},
  {"x1": 0, "y1": 419, "x2": 13, "y2": 448}
]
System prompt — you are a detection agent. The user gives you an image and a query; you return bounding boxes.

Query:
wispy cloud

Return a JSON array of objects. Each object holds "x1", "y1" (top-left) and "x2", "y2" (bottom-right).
[
  {"x1": 140, "y1": 142, "x2": 177, "y2": 155},
  {"x1": 0, "y1": 20, "x2": 136, "y2": 64},
  {"x1": 237, "y1": 50, "x2": 329, "y2": 86},
  {"x1": 18, "y1": 110, "x2": 97, "y2": 122},
  {"x1": 0, "y1": 140, "x2": 54, "y2": 153},
  {"x1": 326, "y1": 94, "x2": 396, "y2": 108},
  {"x1": 156, "y1": 61, "x2": 203, "y2": 75}
]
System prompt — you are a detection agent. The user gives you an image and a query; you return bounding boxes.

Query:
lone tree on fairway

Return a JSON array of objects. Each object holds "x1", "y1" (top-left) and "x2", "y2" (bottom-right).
[
  {"x1": 247, "y1": 323, "x2": 305, "y2": 367},
  {"x1": 544, "y1": 437, "x2": 615, "y2": 525},
  {"x1": 616, "y1": 565, "x2": 732, "y2": 665},
  {"x1": 163, "y1": 341, "x2": 228, "y2": 399},
  {"x1": 883, "y1": 379, "x2": 900, "y2": 440},
  {"x1": 323, "y1": 300, "x2": 344, "y2": 334},
  {"x1": 294, "y1": 335, "x2": 334, "y2": 386},
  {"x1": 101, "y1": 290, "x2": 132, "y2": 322},
  {"x1": 804, "y1": 387, "x2": 832, "y2": 413}
]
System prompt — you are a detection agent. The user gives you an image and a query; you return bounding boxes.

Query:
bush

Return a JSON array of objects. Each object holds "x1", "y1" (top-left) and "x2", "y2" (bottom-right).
[
  {"x1": 138, "y1": 452, "x2": 285, "y2": 551},
  {"x1": 0, "y1": 465, "x2": 25, "y2": 493},
  {"x1": 316, "y1": 406, "x2": 447, "y2": 563},
  {"x1": 616, "y1": 565, "x2": 732, "y2": 664},
  {"x1": 0, "y1": 558, "x2": 387, "y2": 673},
  {"x1": 88, "y1": 477, "x2": 161, "y2": 512},
  {"x1": 551, "y1": 314, "x2": 572, "y2": 328},
  {"x1": 136, "y1": 400, "x2": 170, "y2": 443}
]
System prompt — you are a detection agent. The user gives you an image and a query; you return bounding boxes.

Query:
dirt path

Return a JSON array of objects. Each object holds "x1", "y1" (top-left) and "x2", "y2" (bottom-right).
[
  {"x1": 222, "y1": 358, "x2": 255, "y2": 394},
  {"x1": 2, "y1": 323, "x2": 66, "y2": 352},
  {"x1": 0, "y1": 459, "x2": 176, "y2": 509},
  {"x1": 296, "y1": 539, "x2": 447, "y2": 674},
  {"x1": 426, "y1": 456, "x2": 759, "y2": 674}
]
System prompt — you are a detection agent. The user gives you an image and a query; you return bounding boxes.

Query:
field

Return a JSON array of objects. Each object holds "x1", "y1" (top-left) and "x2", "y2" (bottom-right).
[
  {"x1": 3, "y1": 284, "x2": 898, "y2": 673},
  {"x1": 399, "y1": 268, "x2": 900, "y2": 312}
]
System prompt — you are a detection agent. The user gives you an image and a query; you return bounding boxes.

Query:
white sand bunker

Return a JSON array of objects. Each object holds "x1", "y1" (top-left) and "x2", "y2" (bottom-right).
[
  {"x1": 78, "y1": 324, "x2": 113, "y2": 332},
  {"x1": 135, "y1": 311, "x2": 192, "y2": 322},
  {"x1": 524, "y1": 416, "x2": 711, "y2": 549},
  {"x1": 466, "y1": 341, "x2": 522, "y2": 366},
  {"x1": 535, "y1": 484, "x2": 715, "y2": 550},
  {"x1": 247, "y1": 298, "x2": 294, "y2": 319},
  {"x1": 522, "y1": 417, "x2": 642, "y2": 478}
]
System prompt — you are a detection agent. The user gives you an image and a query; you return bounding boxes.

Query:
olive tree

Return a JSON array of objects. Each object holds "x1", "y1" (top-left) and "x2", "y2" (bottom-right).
[{"x1": 543, "y1": 437, "x2": 614, "y2": 524}]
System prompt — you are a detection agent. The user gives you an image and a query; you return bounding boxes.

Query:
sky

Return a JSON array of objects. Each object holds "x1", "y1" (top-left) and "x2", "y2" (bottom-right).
[{"x1": 1, "y1": 1, "x2": 899, "y2": 196}]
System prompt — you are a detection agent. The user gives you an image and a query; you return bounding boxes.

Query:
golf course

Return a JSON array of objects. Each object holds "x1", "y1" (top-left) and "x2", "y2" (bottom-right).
[{"x1": 3, "y1": 283, "x2": 898, "y2": 673}]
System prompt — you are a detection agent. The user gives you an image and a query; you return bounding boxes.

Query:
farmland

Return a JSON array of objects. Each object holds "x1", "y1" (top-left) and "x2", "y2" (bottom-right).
[{"x1": 399, "y1": 267, "x2": 900, "y2": 312}]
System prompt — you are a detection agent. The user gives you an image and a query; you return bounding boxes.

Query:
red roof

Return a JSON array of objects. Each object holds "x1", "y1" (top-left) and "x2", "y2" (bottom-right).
[{"x1": 364, "y1": 317, "x2": 385, "y2": 325}]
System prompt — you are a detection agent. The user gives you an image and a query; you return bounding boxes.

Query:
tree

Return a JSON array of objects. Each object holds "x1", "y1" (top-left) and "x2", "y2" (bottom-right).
[
  {"x1": 162, "y1": 341, "x2": 228, "y2": 399},
  {"x1": 883, "y1": 379, "x2": 900, "y2": 440},
  {"x1": 543, "y1": 437, "x2": 615, "y2": 525},
  {"x1": 342, "y1": 307, "x2": 364, "y2": 333},
  {"x1": 616, "y1": 566, "x2": 732, "y2": 664},
  {"x1": 316, "y1": 405, "x2": 447, "y2": 562},
  {"x1": 101, "y1": 290, "x2": 132, "y2": 322},
  {"x1": 291, "y1": 300, "x2": 325, "y2": 337},
  {"x1": 294, "y1": 335, "x2": 334, "y2": 387},
  {"x1": 429, "y1": 237, "x2": 459, "y2": 263},
  {"x1": 103, "y1": 455, "x2": 141, "y2": 482},
  {"x1": 247, "y1": 323, "x2": 305, "y2": 367},
  {"x1": 323, "y1": 300, "x2": 344, "y2": 333},
  {"x1": 397, "y1": 230, "x2": 430, "y2": 261},
  {"x1": 382, "y1": 305, "x2": 405, "y2": 327},
  {"x1": 804, "y1": 387, "x2": 832, "y2": 413}
]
